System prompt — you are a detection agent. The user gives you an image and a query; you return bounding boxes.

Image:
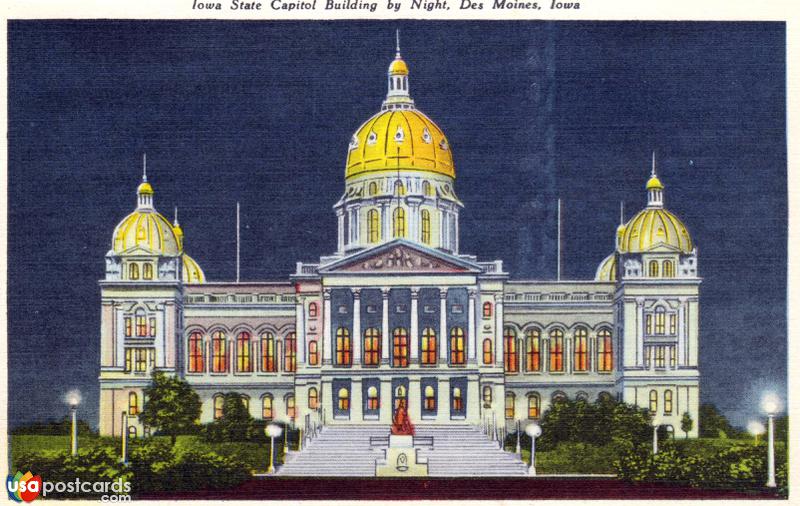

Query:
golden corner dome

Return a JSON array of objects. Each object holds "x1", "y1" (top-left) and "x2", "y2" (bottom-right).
[
  {"x1": 389, "y1": 57, "x2": 409, "y2": 76},
  {"x1": 182, "y1": 253, "x2": 205, "y2": 284},
  {"x1": 346, "y1": 109, "x2": 454, "y2": 179},
  {"x1": 618, "y1": 207, "x2": 693, "y2": 254},
  {"x1": 646, "y1": 175, "x2": 664, "y2": 190},
  {"x1": 113, "y1": 210, "x2": 182, "y2": 255},
  {"x1": 595, "y1": 253, "x2": 616, "y2": 281},
  {"x1": 137, "y1": 181, "x2": 154, "y2": 195}
]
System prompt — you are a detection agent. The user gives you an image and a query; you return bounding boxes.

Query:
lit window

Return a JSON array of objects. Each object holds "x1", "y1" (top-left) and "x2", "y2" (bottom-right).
[
  {"x1": 450, "y1": 327, "x2": 465, "y2": 365},
  {"x1": 124, "y1": 349, "x2": 132, "y2": 372},
  {"x1": 336, "y1": 328, "x2": 352, "y2": 366},
  {"x1": 482, "y1": 338, "x2": 493, "y2": 365},
  {"x1": 528, "y1": 393, "x2": 540, "y2": 419},
  {"x1": 236, "y1": 332, "x2": 252, "y2": 372},
  {"x1": 260, "y1": 332, "x2": 276, "y2": 372},
  {"x1": 573, "y1": 327, "x2": 588, "y2": 372},
  {"x1": 597, "y1": 328, "x2": 613, "y2": 372},
  {"x1": 364, "y1": 328, "x2": 381, "y2": 366},
  {"x1": 188, "y1": 332, "x2": 204, "y2": 373},
  {"x1": 505, "y1": 392, "x2": 515, "y2": 419},
  {"x1": 262, "y1": 395, "x2": 273, "y2": 420},
  {"x1": 367, "y1": 386, "x2": 379, "y2": 410},
  {"x1": 669, "y1": 314, "x2": 677, "y2": 334},
  {"x1": 393, "y1": 328, "x2": 409, "y2": 367},
  {"x1": 452, "y1": 387, "x2": 463, "y2": 411},
  {"x1": 308, "y1": 387, "x2": 318, "y2": 410},
  {"x1": 654, "y1": 345, "x2": 666, "y2": 368},
  {"x1": 393, "y1": 207, "x2": 406, "y2": 238},
  {"x1": 308, "y1": 341, "x2": 319, "y2": 366},
  {"x1": 483, "y1": 386, "x2": 492, "y2": 406},
  {"x1": 503, "y1": 328, "x2": 518, "y2": 373},
  {"x1": 211, "y1": 331, "x2": 228, "y2": 373},
  {"x1": 646, "y1": 314, "x2": 653, "y2": 334},
  {"x1": 664, "y1": 390, "x2": 673, "y2": 415},
  {"x1": 421, "y1": 328, "x2": 437, "y2": 365},
  {"x1": 124, "y1": 317, "x2": 132, "y2": 337},
  {"x1": 129, "y1": 263, "x2": 139, "y2": 280},
  {"x1": 135, "y1": 311, "x2": 147, "y2": 337},
  {"x1": 422, "y1": 181, "x2": 433, "y2": 196},
  {"x1": 149, "y1": 317, "x2": 157, "y2": 337},
  {"x1": 128, "y1": 392, "x2": 139, "y2": 416},
  {"x1": 394, "y1": 180, "x2": 405, "y2": 196},
  {"x1": 394, "y1": 385, "x2": 407, "y2": 410},
  {"x1": 649, "y1": 260, "x2": 659, "y2": 277},
  {"x1": 424, "y1": 385, "x2": 436, "y2": 411},
  {"x1": 669, "y1": 345, "x2": 676, "y2": 368},
  {"x1": 549, "y1": 329, "x2": 564, "y2": 372},
  {"x1": 368, "y1": 182, "x2": 378, "y2": 196},
  {"x1": 483, "y1": 301, "x2": 492, "y2": 318},
  {"x1": 284, "y1": 333, "x2": 297, "y2": 372},
  {"x1": 214, "y1": 394, "x2": 224, "y2": 420},
  {"x1": 337, "y1": 388, "x2": 349, "y2": 411},
  {"x1": 649, "y1": 390, "x2": 658, "y2": 414},
  {"x1": 655, "y1": 308, "x2": 666, "y2": 334},
  {"x1": 663, "y1": 260, "x2": 674, "y2": 278},
  {"x1": 286, "y1": 394, "x2": 296, "y2": 420},
  {"x1": 143, "y1": 263, "x2": 153, "y2": 280},
  {"x1": 368, "y1": 209, "x2": 380, "y2": 243},
  {"x1": 308, "y1": 302, "x2": 318, "y2": 318},
  {"x1": 241, "y1": 395, "x2": 250, "y2": 411},
  {"x1": 421, "y1": 209, "x2": 431, "y2": 244},
  {"x1": 525, "y1": 329, "x2": 541, "y2": 372},
  {"x1": 133, "y1": 348, "x2": 147, "y2": 372}
]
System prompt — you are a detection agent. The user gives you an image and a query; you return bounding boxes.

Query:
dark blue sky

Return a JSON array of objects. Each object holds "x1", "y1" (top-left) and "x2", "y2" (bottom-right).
[{"x1": 8, "y1": 20, "x2": 786, "y2": 428}]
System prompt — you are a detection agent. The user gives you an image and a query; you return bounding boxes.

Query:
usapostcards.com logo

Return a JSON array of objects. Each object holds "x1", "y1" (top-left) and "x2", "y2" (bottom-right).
[{"x1": 7, "y1": 471, "x2": 132, "y2": 502}]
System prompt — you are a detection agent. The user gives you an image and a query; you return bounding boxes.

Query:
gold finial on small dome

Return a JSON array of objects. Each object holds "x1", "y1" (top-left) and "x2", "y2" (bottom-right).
[{"x1": 646, "y1": 151, "x2": 664, "y2": 190}]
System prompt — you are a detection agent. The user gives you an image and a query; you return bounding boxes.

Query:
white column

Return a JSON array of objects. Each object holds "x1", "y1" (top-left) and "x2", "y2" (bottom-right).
[
  {"x1": 678, "y1": 300, "x2": 686, "y2": 366},
  {"x1": 637, "y1": 299, "x2": 645, "y2": 367},
  {"x1": 336, "y1": 209, "x2": 344, "y2": 253},
  {"x1": 494, "y1": 294, "x2": 504, "y2": 366},
  {"x1": 410, "y1": 288, "x2": 419, "y2": 361},
  {"x1": 439, "y1": 288, "x2": 448, "y2": 361},
  {"x1": 352, "y1": 289, "x2": 361, "y2": 365},
  {"x1": 323, "y1": 290, "x2": 332, "y2": 364},
  {"x1": 454, "y1": 212, "x2": 459, "y2": 253},
  {"x1": 381, "y1": 202, "x2": 391, "y2": 242},
  {"x1": 381, "y1": 289, "x2": 390, "y2": 362},
  {"x1": 296, "y1": 299, "x2": 306, "y2": 364},
  {"x1": 468, "y1": 289, "x2": 477, "y2": 361}
]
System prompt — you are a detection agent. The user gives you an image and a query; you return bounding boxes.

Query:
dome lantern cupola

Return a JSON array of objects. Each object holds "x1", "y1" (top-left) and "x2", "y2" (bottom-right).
[
  {"x1": 646, "y1": 151, "x2": 665, "y2": 208},
  {"x1": 383, "y1": 30, "x2": 414, "y2": 110},
  {"x1": 137, "y1": 153, "x2": 155, "y2": 209}
]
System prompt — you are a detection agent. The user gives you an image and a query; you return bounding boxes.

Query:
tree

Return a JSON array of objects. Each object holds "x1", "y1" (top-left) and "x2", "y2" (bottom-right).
[
  {"x1": 698, "y1": 403, "x2": 735, "y2": 438},
  {"x1": 205, "y1": 393, "x2": 254, "y2": 442},
  {"x1": 138, "y1": 372, "x2": 201, "y2": 445},
  {"x1": 680, "y1": 412, "x2": 693, "y2": 439}
]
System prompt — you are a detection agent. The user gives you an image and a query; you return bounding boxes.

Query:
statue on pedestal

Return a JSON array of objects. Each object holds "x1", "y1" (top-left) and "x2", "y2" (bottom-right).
[{"x1": 391, "y1": 399, "x2": 415, "y2": 436}]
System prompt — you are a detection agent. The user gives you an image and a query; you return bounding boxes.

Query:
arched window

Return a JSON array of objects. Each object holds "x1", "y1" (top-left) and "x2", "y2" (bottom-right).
[
  {"x1": 394, "y1": 180, "x2": 405, "y2": 196},
  {"x1": 665, "y1": 425, "x2": 675, "y2": 439},
  {"x1": 394, "y1": 385, "x2": 407, "y2": 410},
  {"x1": 308, "y1": 341, "x2": 319, "y2": 366},
  {"x1": 393, "y1": 207, "x2": 406, "y2": 238},
  {"x1": 505, "y1": 392, "x2": 515, "y2": 419},
  {"x1": 367, "y1": 209, "x2": 380, "y2": 243},
  {"x1": 503, "y1": 328, "x2": 518, "y2": 373},
  {"x1": 483, "y1": 301, "x2": 492, "y2": 318},
  {"x1": 262, "y1": 394, "x2": 273, "y2": 420},
  {"x1": 367, "y1": 386, "x2": 379, "y2": 410},
  {"x1": 128, "y1": 392, "x2": 139, "y2": 416},
  {"x1": 128, "y1": 426, "x2": 138, "y2": 439},
  {"x1": 597, "y1": 328, "x2": 613, "y2": 372},
  {"x1": 573, "y1": 327, "x2": 588, "y2": 372},
  {"x1": 655, "y1": 307, "x2": 666, "y2": 334},
  {"x1": 421, "y1": 209, "x2": 431, "y2": 244},
  {"x1": 213, "y1": 394, "x2": 224, "y2": 420},
  {"x1": 364, "y1": 328, "x2": 381, "y2": 366},
  {"x1": 241, "y1": 395, "x2": 250, "y2": 412},
  {"x1": 528, "y1": 393, "x2": 540, "y2": 419},
  {"x1": 549, "y1": 329, "x2": 564, "y2": 372},
  {"x1": 286, "y1": 394, "x2": 296, "y2": 420},
  {"x1": 308, "y1": 387, "x2": 319, "y2": 410},
  {"x1": 482, "y1": 338, "x2": 493, "y2": 365},
  {"x1": 450, "y1": 327, "x2": 465, "y2": 365},
  {"x1": 284, "y1": 332, "x2": 297, "y2": 372},
  {"x1": 649, "y1": 390, "x2": 658, "y2": 414},
  {"x1": 663, "y1": 260, "x2": 674, "y2": 278},
  {"x1": 421, "y1": 328, "x2": 437, "y2": 365},
  {"x1": 649, "y1": 260, "x2": 659, "y2": 277},
  {"x1": 422, "y1": 181, "x2": 433, "y2": 196},
  {"x1": 368, "y1": 182, "x2": 378, "y2": 196},
  {"x1": 393, "y1": 328, "x2": 409, "y2": 367},
  {"x1": 452, "y1": 387, "x2": 463, "y2": 411},
  {"x1": 135, "y1": 310, "x2": 147, "y2": 337},
  {"x1": 236, "y1": 332, "x2": 252, "y2": 372},
  {"x1": 664, "y1": 390, "x2": 673, "y2": 415},
  {"x1": 483, "y1": 386, "x2": 492, "y2": 406},
  {"x1": 143, "y1": 263, "x2": 153, "y2": 280},
  {"x1": 337, "y1": 388, "x2": 349, "y2": 411},
  {"x1": 552, "y1": 391, "x2": 567, "y2": 403},
  {"x1": 336, "y1": 327, "x2": 352, "y2": 366},
  {"x1": 129, "y1": 263, "x2": 139, "y2": 280},
  {"x1": 525, "y1": 329, "x2": 541, "y2": 372},
  {"x1": 188, "y1": 332, "x2": 204, "y2": 373},
  {"x1": 424, "y1": 385, "x2": 436, "y2": 410},
  {"x1": 260, "y1": 332, "x2": 275, "y2": 372},
  {"x1": 308, "y1": 302, "x2": 318, "y2": 318},
  {"x1": 211, "y1": 331, "x2": 228, "y2": 373}
]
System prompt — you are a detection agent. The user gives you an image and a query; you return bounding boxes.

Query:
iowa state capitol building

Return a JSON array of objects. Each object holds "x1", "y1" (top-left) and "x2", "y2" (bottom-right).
[{"x1": 98, "y1": 46, "x2": 701, "y2": 439}]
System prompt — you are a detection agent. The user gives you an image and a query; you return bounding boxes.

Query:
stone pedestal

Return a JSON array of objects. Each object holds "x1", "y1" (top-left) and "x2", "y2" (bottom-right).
[{"x1": 375, "y1": 435, "x2": 428, "y2": 476}]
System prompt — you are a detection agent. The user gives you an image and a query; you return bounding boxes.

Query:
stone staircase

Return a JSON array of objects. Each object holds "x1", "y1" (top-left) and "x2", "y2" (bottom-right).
[{"x1": 277, "y1": 424, "x2": 528, "y2": 477}]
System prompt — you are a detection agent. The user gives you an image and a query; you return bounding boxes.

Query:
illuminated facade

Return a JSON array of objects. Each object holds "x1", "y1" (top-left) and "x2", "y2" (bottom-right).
[{"x1": 98, "y1": 46, "x2": 700, "y2": 440}]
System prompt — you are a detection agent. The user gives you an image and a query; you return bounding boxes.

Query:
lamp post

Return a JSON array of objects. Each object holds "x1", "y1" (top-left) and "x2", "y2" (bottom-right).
[
  {"x1": 65, "y1": 390, "x2": 81, "y2": 456},
  {"x1": 265, "y1": 423, "x2": 283, "y2": 474},
  {"x1": 525, "y1": 423, "x2": 542, "y2": 476},
  {"x1": 747, "y1": 420, "x2": 765, "y2": 445},
  {"x1": 762, "y1": 393, "x2": 780, "y2": 488},
  {"x1": 283, "y1": 420, "x2": 290, "y2": 457},
  {"x1": 652, "y1": 421, "x2": 659, "y2": 455},
  {"x1": 121, "y1": 411, "x2": 129, "y2": 464}
]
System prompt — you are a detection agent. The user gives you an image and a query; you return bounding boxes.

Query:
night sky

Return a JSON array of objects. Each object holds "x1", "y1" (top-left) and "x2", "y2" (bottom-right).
[{"x1": 7, "y1": 20, "x2": 786, "y2": 429}]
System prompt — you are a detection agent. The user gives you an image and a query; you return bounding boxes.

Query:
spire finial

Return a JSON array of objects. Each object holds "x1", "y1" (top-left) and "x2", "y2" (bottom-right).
[
  {"x1": 396, "y1": 29, "x2": 401, "y2": 56},
  {"x1": 174, "y1": 206, "x2": 179, "y2": 226},
  {"x1": 651, "y1": 150, "x2": 656, "y2": 178},
  {"x1": 143, "y1": 153, "x2": 147, "y2": 182},
  {"x1": 619, "y1": 201, "x2": 624, "y2": 226}
]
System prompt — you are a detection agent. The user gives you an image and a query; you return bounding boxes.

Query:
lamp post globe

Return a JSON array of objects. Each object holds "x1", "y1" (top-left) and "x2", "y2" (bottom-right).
[
  {"x1": 265, "y1": 423, "x2": 283, "y2": 474},
  {"x1": 524, "y1": 423, "x2": 542, "y2": 476},
  {"x1": 65, "y1": 390, "x2": 82, "y2": 456},
  {"x1": 747, "y1": 420, "x2": 765, "y2": 444},
  {"x1": 761, "y1": 393, "x2": 780, "y2": 488}
]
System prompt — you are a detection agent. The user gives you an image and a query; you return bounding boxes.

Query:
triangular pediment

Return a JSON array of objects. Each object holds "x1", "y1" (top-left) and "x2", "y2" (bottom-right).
[
  {"x1": 319, "y1": 240, "x2": 482, "y2": 274},
  {"x1": 643, "y1": 242, "x2": 682, "y2": 253}
]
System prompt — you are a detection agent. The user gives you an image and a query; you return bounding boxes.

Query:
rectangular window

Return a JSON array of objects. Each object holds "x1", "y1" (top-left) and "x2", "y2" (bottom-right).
[
  {"x1": 421, "y1": 333, "x2": 437, "y2": 365},
  {"x1": 451, "y1": 304, "x2": 463, "y2": 314},
  {"x1": 364, "y1": 336, "x2": 380, "y2": 366},
  {"x1": 134, "y1": 349, "x2": 147, "y2": 372},
  {"x1": 338, "y1": 305, "x2": 348, "y2": 314},
  {"x1": 654, "y1": 346, "x2": 666, "y2": 368},
  {"x1": 366, "y1": 304, "x2": 377, "y2": 314},
  {"x1": 148, "y1": 348, "x2": 156, "y2": 369},
  {"x1": 149, "y1": 317, "x2": 157, "y2": 337},
  {"x1": 336, "y1": 335, "x2": 352, "y2": 366},
  {"x1": 284, "y1": 334, "x2": 297, "y2": 372},
  {"x1": 655, "y1": 312, "x2": 666, "y2": 334},
  {"x1": 124, "y1": 349, "x2": 132, "y2": 372},
  {"x1": 395, "y1": 304, "x2": 407, "y2": 313},
  {"x1": 549, "y1": 336, "x2": 564, "y2": 372},
  {"x1": 669, "y1": 345, "x2": 676, "y2": 368},
  {"x1": 136, "y1": 316, "x2": 147, "y2": 337},
  {"x1": 669, "y1": 314, "x2": 677, "y2": 334},
  {"x1": 124, "y1": 318, "x2": 132, "y2": 337},
  {"x1": 573, "y1": 334, "x2": 588, "y2": 372},
  {"x1": 423, "y1": 305, "x2": 435, "y2": 314},
  {"x1": 645, "y1": 346, "x2": 652, "y2": 368},
  {"x1": 645, "y1": 314, "x2": 653, "y2": 335}
]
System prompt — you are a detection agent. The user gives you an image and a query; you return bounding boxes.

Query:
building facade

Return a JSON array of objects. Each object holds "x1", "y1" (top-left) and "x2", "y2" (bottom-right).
[{"x1": 98, "y1": 47, "x2": 700, "y2": 439}]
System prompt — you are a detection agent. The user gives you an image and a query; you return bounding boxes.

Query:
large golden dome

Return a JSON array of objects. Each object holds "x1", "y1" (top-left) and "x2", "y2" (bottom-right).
[
  {"x1": 113, "y1": 209, "x2": 181, "y2": 255},
  {"x1": 618, "y1": 207, "x2": 693, "y2": 253},
  {"x1": 345, "y1": 109, "x2": 454, "y2": 179}
]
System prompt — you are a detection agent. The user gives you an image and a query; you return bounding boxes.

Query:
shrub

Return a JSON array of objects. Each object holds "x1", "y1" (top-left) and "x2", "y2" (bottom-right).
[{"x1": 149, "y1": 448, "x2": 250, "y2": 491}]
